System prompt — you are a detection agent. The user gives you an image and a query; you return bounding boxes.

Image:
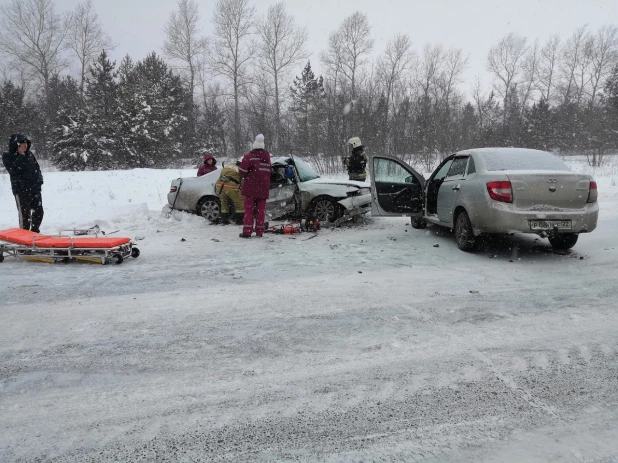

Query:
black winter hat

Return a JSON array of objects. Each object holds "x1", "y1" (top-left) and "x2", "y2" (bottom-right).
[{"x1": 14, "y1": 134, "x2": 30, "y2": 144}]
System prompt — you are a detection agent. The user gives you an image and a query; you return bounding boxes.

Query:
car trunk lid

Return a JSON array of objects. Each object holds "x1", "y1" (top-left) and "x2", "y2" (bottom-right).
[{"x1": 507, "y1": 171, "x2": 591, "y2": 210}]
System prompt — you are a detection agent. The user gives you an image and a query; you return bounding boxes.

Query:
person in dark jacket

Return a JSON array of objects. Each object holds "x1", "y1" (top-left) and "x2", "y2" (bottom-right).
[
  {"x1": 197, "y1": 153, "x2": 217, "y2": 177},
  {"x1": 343, "y1": 136, "x2": 368, "y2": 181},
  {"x1": 2, "y1": 134, "x2": 44, "y2": 233},
  {"x1": 238, "y1": 134, "x2": 271, "y2": 238}
]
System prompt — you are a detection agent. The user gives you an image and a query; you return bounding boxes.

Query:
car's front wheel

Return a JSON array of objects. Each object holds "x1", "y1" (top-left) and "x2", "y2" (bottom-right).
[
  {"x1": 548, "y1": 233, "x2": 578, "y2": 250},
  {"x1": 310, "y1": 196, "x2": 340, "y2": 223},
  {"x1": 411, "y1": 215, "x2": 427, "y2": 229},
  {"x1": 455, "y1": 210, "x2": 479, "y2": 252},
  {"x1": 197, "y1": 196, "x2": 221, "y2": 221}
]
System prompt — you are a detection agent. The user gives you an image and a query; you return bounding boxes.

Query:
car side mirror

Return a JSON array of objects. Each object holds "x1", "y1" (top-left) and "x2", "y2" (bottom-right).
[{"x1": 405, "y1": 176, "x2": 414, "y2": 184}]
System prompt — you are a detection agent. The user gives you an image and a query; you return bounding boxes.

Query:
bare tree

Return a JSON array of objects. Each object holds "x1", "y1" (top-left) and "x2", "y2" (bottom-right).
[
  {"x1": 559, "y1": 26, "x2": 589, "y2": 104},
  {"x1": 211, "y1": 0, "x2": 256, "y2": 154},
  {"x1": 331, "y1": 11, "x2": 373, "y2": 100},
  {"x1": 163, "y1": 0, "x2": 208, "y2": 103},
  {"x1": 518, "y1": 39, "x2": 540, "y2": 113},
  {"x1": 257, "y1": 2, "x2": 308, "y2": 151},
  {"x1": 589, "y1": 25, "x2": 618, "y2": 106},
  {"x1": 437, "y1": 47, "x2": 468, "y2": 106},
  {"x1": 487, "y1": 33, "x2": 528, "y2": 121},
  {"x1": 471, "y1": 76, "x2": 486, "y2": 129},
  {"x1": 378, "y1": 34, "x2": 414, "y2": 125},
  {"x1": 416, "y1": 44, "x2": 444, "y2": 100},
  {"x1": 67, "y1": 0, "x2": 115, "y2": 97},
  {"x1": 0, "y1": 0, "x2": 69, "y2": 111},
  {"x1": 538, "y1": 34, "x2": 561, "y2": 103}
]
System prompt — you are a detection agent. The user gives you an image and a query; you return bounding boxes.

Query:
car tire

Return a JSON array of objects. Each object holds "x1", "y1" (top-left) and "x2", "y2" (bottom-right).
[
  {"x1": 196, "y1": 196, "x2": 221, "y2": 221},
  {"x1": 548, "y1": 233, "x2": 578, "y2": 250},
  {"x1": 411, "y1": 216, "x2": 427, "y2": 229},
  {"x1": 310, "y1": 196, "x2": 339, "y2": 223},
  {"x1": 454, "y1": 210, "x2": 479, "y2": 252}
]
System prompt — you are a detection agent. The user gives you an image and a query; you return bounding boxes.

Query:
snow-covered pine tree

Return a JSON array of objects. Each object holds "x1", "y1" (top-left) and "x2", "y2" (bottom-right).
[
  {"x1": 453, "y1": 102, "x2": 479, "y2": 152},
  {"x1": 117, "y1": 52, "x2": 188, "y2": 168},
  {"x1": 524, "y1": 99, "x2": 553, "y2": 151},
  {"x1": 0, "y1": 81, "x2": 39, "y2": 142},
  {"x1": 49, "y1": 76, "x2": 90, "y2": 170},
  {"x1": 290, "y1": 61, "x2": 326, "y2": 159},
  {"x1": 83, "y1": 50, "x2": 120, "y2": 169}
]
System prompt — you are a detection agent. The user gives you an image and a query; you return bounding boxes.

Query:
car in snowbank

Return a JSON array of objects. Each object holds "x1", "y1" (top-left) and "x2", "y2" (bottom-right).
[
  {"x1": 165, "y1": 156, "x2": 371, "y2": 223},
  {"x1": 369, "y1": 147, "x2": 599, "y2": 251}
]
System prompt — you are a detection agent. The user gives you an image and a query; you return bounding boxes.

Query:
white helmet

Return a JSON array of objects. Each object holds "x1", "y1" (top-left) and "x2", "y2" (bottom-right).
[{"x1": 347, "y1": 137, "x2": 362, "y2": 149}]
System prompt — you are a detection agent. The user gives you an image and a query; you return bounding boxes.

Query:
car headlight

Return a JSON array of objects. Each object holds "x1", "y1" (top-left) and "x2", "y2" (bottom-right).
[{"x1": 347, "y1": 187, "x2": 371, "y2": 197}]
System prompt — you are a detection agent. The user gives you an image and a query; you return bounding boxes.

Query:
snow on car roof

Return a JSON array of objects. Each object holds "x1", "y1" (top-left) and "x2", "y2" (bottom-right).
[{"x1": 459, "y1": 148, "x2": 571, "y2": 172}]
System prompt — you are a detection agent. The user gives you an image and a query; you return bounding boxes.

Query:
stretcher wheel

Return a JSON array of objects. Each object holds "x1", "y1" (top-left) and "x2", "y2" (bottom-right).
[
  {"x1": 114, "y1": 253, "x2": 124, "y2": 265},
  {"x1": 131, "y1": 247, "x2": 140, "y2": 258},
  {"x1": 0, "y1": 254, "x2": 4, "y2": 263}
]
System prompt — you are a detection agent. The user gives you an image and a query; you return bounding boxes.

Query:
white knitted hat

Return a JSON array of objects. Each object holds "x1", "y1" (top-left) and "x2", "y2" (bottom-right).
[{"x1": 253, "y1": 133, "x2": 265, "y2": 150}]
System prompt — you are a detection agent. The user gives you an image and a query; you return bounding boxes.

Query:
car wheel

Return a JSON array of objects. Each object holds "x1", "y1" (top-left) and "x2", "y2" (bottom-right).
[
  {"x1": 411, "y1": 216, "x2": 427, "y2": 229},
  {"x1": 454, "y1": 210, "x2": 479, "y2": 252},
  {"x1": 310, "y1": 196, "x2": 339, "y2": 223},
  {"x1": 548, "y1": 233, "x2": 578, "y2": 250},
  {"x1": 196, "y1": 196, "x2": 221, "y2": 221}
]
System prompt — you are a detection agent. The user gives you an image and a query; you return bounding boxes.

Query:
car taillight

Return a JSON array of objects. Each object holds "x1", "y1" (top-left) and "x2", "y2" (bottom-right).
[
  {"x1": 587, "y1": 180, "x2": 598, "y2": 203},
  {"x1": 170, "y1": 186, "x2": 178, "y2": 193},
  {"x1": 486, "y1": 181, "x2": 513, "y2": 203}
]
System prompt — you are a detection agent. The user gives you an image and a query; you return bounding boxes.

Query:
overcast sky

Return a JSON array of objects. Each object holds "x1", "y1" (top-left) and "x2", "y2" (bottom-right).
[{"x1": 51, "y1": 0, "x2": 618, "y2": 94}]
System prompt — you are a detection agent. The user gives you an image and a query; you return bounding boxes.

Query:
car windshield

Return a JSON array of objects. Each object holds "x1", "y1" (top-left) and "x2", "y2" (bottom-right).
[
  {"x1": 292, "y1": 157, "x2": 320, "y2": 182},
  {"x1": 478, "y1": 150, "x2": 570, "y2": 171}
]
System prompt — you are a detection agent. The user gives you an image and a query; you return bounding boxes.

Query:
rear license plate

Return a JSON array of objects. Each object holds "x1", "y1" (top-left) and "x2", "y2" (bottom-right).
[{"x1": 529, "y1": 220, "x2": 572, "y2": 231}]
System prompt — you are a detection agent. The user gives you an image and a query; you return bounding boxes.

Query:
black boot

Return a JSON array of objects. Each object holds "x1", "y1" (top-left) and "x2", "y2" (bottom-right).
[
  {"x1": 239, "y1": 232, "x2": 251, "y2": 238},
  {"x1": 234, "y1": 213, "x2": 244, "y2": 225},
  {"x1": 220, "y1": 213, "x2": 231, "y2": 225}
]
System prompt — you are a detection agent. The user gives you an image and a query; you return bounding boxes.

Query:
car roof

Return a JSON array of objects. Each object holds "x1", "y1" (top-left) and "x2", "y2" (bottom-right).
[
  {"x1": 271, "y1": 156, "x2": 292, "y2": 166},
  {"x1": 456, "y1": 147, "x2": 569, "y2": 172}
]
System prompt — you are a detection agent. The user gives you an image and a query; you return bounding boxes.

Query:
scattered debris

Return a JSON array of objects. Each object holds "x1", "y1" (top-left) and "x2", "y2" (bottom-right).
[
  {"x1": 181, "y1": 238, "x2": 186, "y2": 242},
  {"x1": 580, "y1": 256, "x2": 584, "y2": 260},
  {"x1": 211, "y1": 238, "x2": 220, "y2": 242},
  {"x1": 469, "y1": 290, "x2": 479, "y2": 294},
  {"x1": 433, "y1": 244, "x2": 440, "y2": 248},
  {"x1": 358, "y1": 271, "x2": 363, "y2": 274},
  {"x1": 135, "y1": 235, "x2": 145, "y2": 241}
]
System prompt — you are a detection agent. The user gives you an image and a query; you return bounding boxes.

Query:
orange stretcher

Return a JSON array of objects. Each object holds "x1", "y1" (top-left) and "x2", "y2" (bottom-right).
[{"x1": 0, "y1": 228, "x2": 140, "y2": 265}]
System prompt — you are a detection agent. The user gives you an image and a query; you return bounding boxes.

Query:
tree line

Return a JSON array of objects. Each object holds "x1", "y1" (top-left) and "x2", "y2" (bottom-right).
[{"x1": 0, "y1": 0, "x2": 617, "y2": 171}]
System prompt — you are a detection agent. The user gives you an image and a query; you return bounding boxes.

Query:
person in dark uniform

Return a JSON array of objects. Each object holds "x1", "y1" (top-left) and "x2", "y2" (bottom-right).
[{"x1": 2, "y1": 134, "x2": 44, "y2": 232}]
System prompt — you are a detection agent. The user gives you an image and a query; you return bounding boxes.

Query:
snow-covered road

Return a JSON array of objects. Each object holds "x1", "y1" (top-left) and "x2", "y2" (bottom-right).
[{"x1": 1, "y1": 165, "x2": 618, "y2": 461}]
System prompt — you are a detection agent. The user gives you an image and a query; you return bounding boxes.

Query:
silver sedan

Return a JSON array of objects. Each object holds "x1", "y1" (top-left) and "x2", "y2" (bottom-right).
[{"x1": 369, "y1": 148, "x2": 599, "y2": 251}]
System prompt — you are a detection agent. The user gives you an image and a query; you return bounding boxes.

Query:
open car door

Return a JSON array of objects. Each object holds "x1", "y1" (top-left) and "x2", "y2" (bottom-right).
[
  {"x1": 369, "y1": 156, "x2": 425, "y2": 217},
  {"x1": 266, "y1": 163, "x2": 297, "y2": 220}
]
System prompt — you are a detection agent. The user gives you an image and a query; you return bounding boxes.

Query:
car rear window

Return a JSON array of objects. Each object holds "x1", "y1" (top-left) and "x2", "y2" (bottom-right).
[{"x1": 478, "y1": 150, "x2": 570, "y2": 171}]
